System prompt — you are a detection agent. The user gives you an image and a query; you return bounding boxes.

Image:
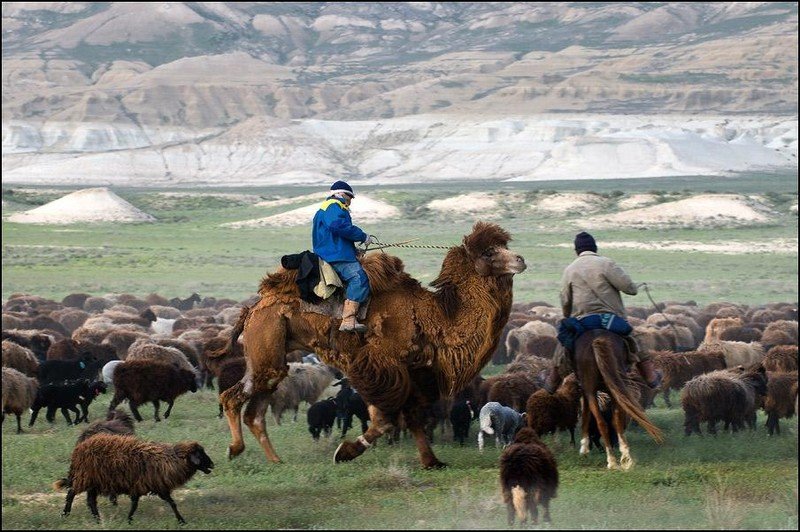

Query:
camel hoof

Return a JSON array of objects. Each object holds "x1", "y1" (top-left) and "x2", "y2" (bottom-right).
[{"x1": 333, "y1": 440, "x2": 364, "y2": 464}]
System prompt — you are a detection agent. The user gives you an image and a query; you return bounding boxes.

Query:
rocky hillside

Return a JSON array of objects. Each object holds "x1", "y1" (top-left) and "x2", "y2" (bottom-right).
[{"x1": 2, "y1": 2, "x2": 797, "y2": 185}]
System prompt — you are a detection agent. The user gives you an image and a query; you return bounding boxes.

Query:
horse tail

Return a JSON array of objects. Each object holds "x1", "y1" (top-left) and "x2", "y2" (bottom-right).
[
  {"x1": 511, "y1": 486, "x2": 527, "y2": 522},
  {"x1": 593, "y1": 337, "x2": 664, "y2": 444}
]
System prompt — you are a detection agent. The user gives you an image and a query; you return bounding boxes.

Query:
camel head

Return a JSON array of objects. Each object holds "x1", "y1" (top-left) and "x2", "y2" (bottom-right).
[{"x1": 462, "y1": 221, "x2": 526, "y2": 276}]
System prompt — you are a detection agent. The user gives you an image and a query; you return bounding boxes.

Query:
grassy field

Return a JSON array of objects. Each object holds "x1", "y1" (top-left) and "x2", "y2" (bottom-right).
[
  {"x1": 2, "y1": 173, "x2": 798, "y2": 306},
  {"x1": 1, "y1": 388, "x2": 797, "y2": 530}
]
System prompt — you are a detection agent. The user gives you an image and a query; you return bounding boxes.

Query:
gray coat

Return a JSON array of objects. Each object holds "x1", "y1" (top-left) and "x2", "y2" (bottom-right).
[{"x1": 560, "y1": 251, "x2": 637, "y2": 319}]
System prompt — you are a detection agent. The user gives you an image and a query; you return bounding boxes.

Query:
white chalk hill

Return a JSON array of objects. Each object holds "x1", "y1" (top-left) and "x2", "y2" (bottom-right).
[
  {"x1": 223, "y1": 195, "x2": 399, "y2": 228},
  {"x1": 8, "y1": 187, "x2": 155, "y2": 224}
]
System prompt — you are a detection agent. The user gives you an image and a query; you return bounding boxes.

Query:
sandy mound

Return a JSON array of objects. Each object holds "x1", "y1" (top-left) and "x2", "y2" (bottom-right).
[
  {"x1": 255, "y1": 192, "x2": 327, "y2": 207},
  {"x1": 533, "y1": 193, "x2": 605, "y2": 214},
  {"x1": 223, "y1": 195, "x2": 400, "y2": 228},
  {"x1": 8, "y1": 187, "x2": 155, "y2": 224},
  {"x1": 586, "y1": 194, "x2": 772, "y2": 228},
  {"x1": 427, "y1": 193, "x2": 499, "y2": 213},
  {"x1": 616, "y1": 193, "x2": 659, "y2": 210}
]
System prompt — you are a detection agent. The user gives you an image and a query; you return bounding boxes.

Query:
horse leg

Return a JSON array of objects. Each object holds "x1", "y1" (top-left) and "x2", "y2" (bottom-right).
[
  {"x1": 243, "y1": 390, "x2": 282, "y2": 464},
  {"x1": 613, "y1": 408, "x2": 634, "y2": 470},
  {"x1": 334, "y1": 405, "x2": 395, "y2": 464},
  {"x1": 586, "y1": 393, "x2": 619, "y2": 469},
  {"x1": 579, "y1": 398, "x2": 592, "y2": 455}
]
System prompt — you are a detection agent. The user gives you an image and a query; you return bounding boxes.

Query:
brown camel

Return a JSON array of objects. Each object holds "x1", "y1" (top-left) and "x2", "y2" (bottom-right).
[{"x1": 220, "y1": 222, "x2": 526, "y2": 468}]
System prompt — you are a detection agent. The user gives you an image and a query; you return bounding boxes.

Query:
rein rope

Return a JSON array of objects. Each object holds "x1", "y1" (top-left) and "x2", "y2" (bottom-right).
[
  {"x1": 640, "y1": 282, "x2": 684, "y2": 345},
  {"x1": 361, "y1": 237, "x2": 453, "y2": 253}
]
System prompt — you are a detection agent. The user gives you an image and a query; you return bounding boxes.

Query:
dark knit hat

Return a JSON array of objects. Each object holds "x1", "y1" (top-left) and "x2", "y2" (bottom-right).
[
  {"x1": 330, "y1": 180, "x2": 354, "y2": 198},
  {"x1": 574, "y1": 231, "x2": 597, "y2": 254}
]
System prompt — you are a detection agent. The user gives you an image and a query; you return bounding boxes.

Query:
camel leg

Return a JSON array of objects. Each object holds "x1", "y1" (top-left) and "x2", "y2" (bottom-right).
[
  {"x1": 403, "y1": 403, "x2": 447, "y2": 469},
  {"x1": 579, "y1": 398, "x2": 592, "y2": 456},
  {"x1": 243, "y1": 391, "x2": 282, "y2": 464},
  {"x1": 613, "y1": 408, "x2": 634, "y2": 471},
  {"x1": 334, "y1": 405, "x2": 394, "y2": 464},
  {"x1": 586, "y1": 393, "x2": 618, "y2": 469}
]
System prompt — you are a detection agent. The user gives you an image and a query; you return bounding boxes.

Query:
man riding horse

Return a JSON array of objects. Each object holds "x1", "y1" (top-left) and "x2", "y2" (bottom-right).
[{"x1": 544, "y1": 231, "x2": 662, "y2": 394}]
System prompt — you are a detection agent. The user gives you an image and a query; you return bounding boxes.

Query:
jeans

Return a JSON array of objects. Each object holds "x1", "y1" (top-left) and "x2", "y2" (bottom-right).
[{"x1": 330, "y1": 261, "x2": 370, "y2": 303}]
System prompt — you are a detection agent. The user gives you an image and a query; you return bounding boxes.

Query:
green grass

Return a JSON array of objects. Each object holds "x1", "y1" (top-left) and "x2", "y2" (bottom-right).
[{"x1": 1, "y1": 389, "x2": 797, "y2": 530}]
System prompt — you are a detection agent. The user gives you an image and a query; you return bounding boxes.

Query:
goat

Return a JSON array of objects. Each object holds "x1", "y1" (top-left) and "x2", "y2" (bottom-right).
[
  {"x1": 54, "y1": 434, "x2": 214, "y2": 524},
  {"x1": 478, "y1": 401, "x2": 526, "y2": 451}
]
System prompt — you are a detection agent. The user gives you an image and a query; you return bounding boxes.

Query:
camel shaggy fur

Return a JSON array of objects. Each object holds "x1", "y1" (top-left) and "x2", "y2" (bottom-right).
[{"x1": 220, "y1": 222, "x2": 526, "y2": 468}]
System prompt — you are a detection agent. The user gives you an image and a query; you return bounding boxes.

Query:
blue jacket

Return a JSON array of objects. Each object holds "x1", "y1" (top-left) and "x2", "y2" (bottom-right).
[{"x1": 312, "y1": 196, "x2": 367, "y2": 262}]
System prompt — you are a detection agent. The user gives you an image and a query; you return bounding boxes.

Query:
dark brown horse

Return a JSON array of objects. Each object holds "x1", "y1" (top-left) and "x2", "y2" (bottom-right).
[{"x1": 574, "y1": 329, "x2": 663, "y2": 469}]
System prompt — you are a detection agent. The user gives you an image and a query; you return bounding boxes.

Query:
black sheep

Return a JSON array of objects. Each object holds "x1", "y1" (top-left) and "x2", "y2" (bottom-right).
[
  {"x1": 333, "y1": 379, "x2": 369, "y2": 437},
  {"x1": 38, "y1": 356, "x2": 102, "y2": 384},
  {"x1": 307, "y1": 397, "x2": 337, "y2": 440},
  {"x1": 449, "y1": 399, "x2": 475, "y2": 446},
  {"x1": 29, "y1": 379, "x2": 106, "y2": 426}
]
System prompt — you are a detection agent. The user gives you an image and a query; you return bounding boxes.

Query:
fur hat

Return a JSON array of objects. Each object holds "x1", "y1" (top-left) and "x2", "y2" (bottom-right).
[
  {"x1": 574, "y1": 231, "x2": 597, "y2": 254},
  {"x1": 330, "y1": 180, "x2": 354, "y2": 198}
]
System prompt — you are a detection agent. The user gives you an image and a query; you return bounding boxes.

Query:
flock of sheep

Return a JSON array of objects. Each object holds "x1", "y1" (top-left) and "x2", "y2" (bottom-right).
[{"x1": 1, "y1": 291, "x2": 798, "y2": 525}]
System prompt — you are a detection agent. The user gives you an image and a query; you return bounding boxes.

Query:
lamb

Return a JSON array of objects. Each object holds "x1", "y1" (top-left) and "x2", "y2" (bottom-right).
[
  {"x1": 486, "y1": 371, "x2": 541, "y2": 412},
  {"x1": 54, "y1": 433, "x2": 214, "y2": 524},
  {"x1": 307, "y1": 397, "x2": 338, "y2": 440},
  {"x1": 499, "y1": 427, "x2": 559, "y2": 525},
  {"x1": 29, "y1": 379, "x2": 108, "y2": 426},
  {"x1": 478, "y1": 401, "x2": 526, "y2": 451},
  {"x1": 2, "y1": 367, "x2": 39, "y2": 433},
  {"x1": 763, "y1": 371, "x2": 798, "y2": 436},
  {"x1": 333, "y1": 379, "x2": 369, "y2": 437},
  {"x1": 760, "y1": 320, "x2": 799, "y2": 348},
  {"x1": 763, "y1": 345, "x2": 798, "y2": 373},
  {"x1": 269, "y1": 363, "x2": 341, "y2": 424},
  {"x1": 525, "y1": 373, "x2": 582, "y2": 445},
  {"x1": 109, "y1": 360, "x2": 198, "y2": 422},
  {"x1": 681, "y1": 364, "x2": 768, "y2": 436},
  {"x1": 76, "y1": 409, "x2": 136, "y2": 444},
  {"x1": 2, "y1": 339, "x2": 39, "y2": 377},
  {"x1": 698, "y1": 339, "x2": 764, "y2": 368},
  {"x1": 449, "y1": 399, "x2": 475, "y2": 446},
  {"x1": 651, "y1": 350, "x2": 727, "y2": 407}
]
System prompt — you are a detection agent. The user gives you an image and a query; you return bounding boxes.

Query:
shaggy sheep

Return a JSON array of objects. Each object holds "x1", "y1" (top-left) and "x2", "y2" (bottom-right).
[
  {"x1": 525, "y1": 374, "x2": 582, "y2": 445},
  {"x1": 703, "y1": 317, "x2": 744, "y2": 343},
  {"x1": 77, "y1": 409, "x2": 136, "y2": 444},
  {"x1": 82, "y1": 296, "x2": 114, "y2": 313},
  {"x1": 449, "y1": 399, "x2": 476, "y2": 446},
  {"x1": 307, "y1": 397, "x2": 338, "y2": 441},
  {"x1": 47, "y1": 338, "x2": 117, "y2": 365},
  {"x1": 55, "y1": 434, "x2": 214, "y2": 524},
  {"x1": 499, "y1": 427, "x2": 559, "y2": 525},
  {"x1": 681, "y1": 365, "x2": 768, "y2": 436},
  {"x1": 52, "y1": 309, "x2": 90, "y2": 334},
  {"x1": 170, "y1": 293, "x2": 201, "y2": 311},
  {"x1": 126, "y1": 339, "x2": 196, "y2": 374},
  {"x1": 504, "y1": 355, "x2": 552, "y2": 378},
  {"x1": 763, "y1": 371, "x2": 798, "y2": 436},
  {"x1": 61, "y1": 293, "x2": 92, "y2": 309},
  {"x1": 761, "y1": 320, "x2": 799, "y2": 348},
  {"x1": 2, "y1": 367, "x2": 39, "y2": 433},
  {"x1": 478, "y1": 401, "x2": 526, "y2": 451},
  {"x1": 651, "y1": 350, "x2": 727, "y2": 408},
  {"x1": 646, "y1": 313, "x2": 703, "y2": 347},
  {"x1": 505, "y1": 320, "x2": 558, "y2": 360},
  {"x1": 152, "y1": 338, "x2": 200, "y2": 368},
  {"x1": 2, "y1": 329, "x2": 53, "y2": 360},
  {"x1": 720, "y1": 326, "x2": 762, "y2": 343},
  {"x1": 763, "y1": 345, "x2": 798, "y2": 373},
  {"x1": 269, "y1": 363, "x2": 341, "y2": 424},
  {"x1": 486, "y1": 372, "x2": 541, "y2": 412},
  {"x1": 2, "y1": 340, "x2": 39, "y2": 377},
  {"x1": 698, "y1": 340, "x2": 765, "y2": 368},
  {"x1": 109, "y1": 360, "x2": 198, "y2": 422},
  {"x1": 100, "y1": 330, "x2": 150, "y2": 359}
]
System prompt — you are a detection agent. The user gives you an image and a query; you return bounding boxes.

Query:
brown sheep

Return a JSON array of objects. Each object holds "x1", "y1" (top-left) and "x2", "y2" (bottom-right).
[
  {"x1": 54, "y1": 433, "x2": 214, "y2": 524},
  {"x1": 2, "y1": 366, "x2": 39, "y2": 433},
  {"x1": 82, "y1": 296, "x2": 114, "y2": 313},
  {"x1": 681, "y1": 365, "x2": 767, "y2": 435},
  {"x1": 761, "y1": 320, "x2": 798, "y2": 348},
  {"x1": 47, "y1": 338, "x2": 117, "y2": 365},
  {"x1": 2, "y1": 329, "x2": 53, "y2": 360},
  {"x1": 100, "y1": 329, "x2": 150, "y2": 359},
  {"x1": 487, "y1": 372, "x2": 540, "y2": 412},
  {"x1": 646, "y1": 313, "x2": 702, "y2": 347},
  {"x1": 720, "y1": 326, "x2": 762, "y2": 343},
  {"x1": 109, "y1": 360, "x2": 198, "y2": 422},
  {"x1": 499, "y1": 427, "x2": 559, "y2": 525},
  {"x1": 61, "y1": 293, "x2": 92, "y2": 309},
  {"x1": 698, "y1": 339, "x2": 764, "y2": 368},
  {"x1": 703, "y1": 317, "x2": 744, "y2": 343},
  {"x1": 763, "y1": 345, "x2": 798, "y2": 373},
  {"x1": 2, "y1": 340, "x2": 40, "y2": 377},
  {"x1": 126, "y1": 339, "x2": 196, "y2": 374},
  {"x1": 651, "y1": 350, "x2": 727, "y2": 407},
  {"x1": 76, "y1": 408, "x2": 136, "y2": 444},
  {"x1": 763, "y1": 371, "x2": 798, "y2": 436},
  {"x1": 525, "y1": 373, "x2": 581, "y2": 445},
  {"x1": 51, "y1": 308, "x2": 90, "y2": 334},
  {"x1": 505, "y1": 354, "x2": 551, "y2": 376}
]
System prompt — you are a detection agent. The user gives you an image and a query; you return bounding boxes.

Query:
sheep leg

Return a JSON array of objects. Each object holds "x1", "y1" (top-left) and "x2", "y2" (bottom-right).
[
  {"x1": 128, "y1": 402, "x2": 143, "y2": 422},
  {"x1": 79, "y1": 403, "x2": 89, "y2": 423},
  {"x1": 62, "y1": 488, "x2": 76, "y2": 517},
  {"x1": 127, "y1": 495, "x2": 139, "y2": 523},
  {"x1": 15, "y1": 413, "x2": 23, "y2": 434},
  {"x1": 28, "y1": 407, "x2": 40, "y2": 427},
  {"x1": 218, "y1": 402, "x2": 224, "y2": 419},
  {"x1": 334, "y1": 405, "x2": 395, "y2": 464},
  {"x1": 86, "y1": 488, "x2": 100, "y2": 521},
  {"x1": 505, "y1": 496, "x2": 516, "y2": 526},
  {"x1": 293, "y1": 407, "x2": 299, "y2": 423},
  {"x1": 153, "y1": 400, "x2": 161, "y2": 422},
  {"x1": 158, "y1": 492, "x2": 186, "y2": 525},
  {"x1": 541, "y1": 494, "x2": 552, "y2": 523},
  {"x1": 244, "y1": 390, "x2": 282, "y2": 464},
  {"x1": 569, "y1": 426, "x2": 576, "y2": 446},
  {"x1": 60, "y1": 407, "x2": 73, "y2": 425},
  {"x1": 164, "y1": 399, "x2": 175, "y2": 419},
  {"x1": 68, "y1": 406, "x2": 81, "y2": 424},
  {"x1": 528, "y1": 489, "x2": 538, "y2": 525}
]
